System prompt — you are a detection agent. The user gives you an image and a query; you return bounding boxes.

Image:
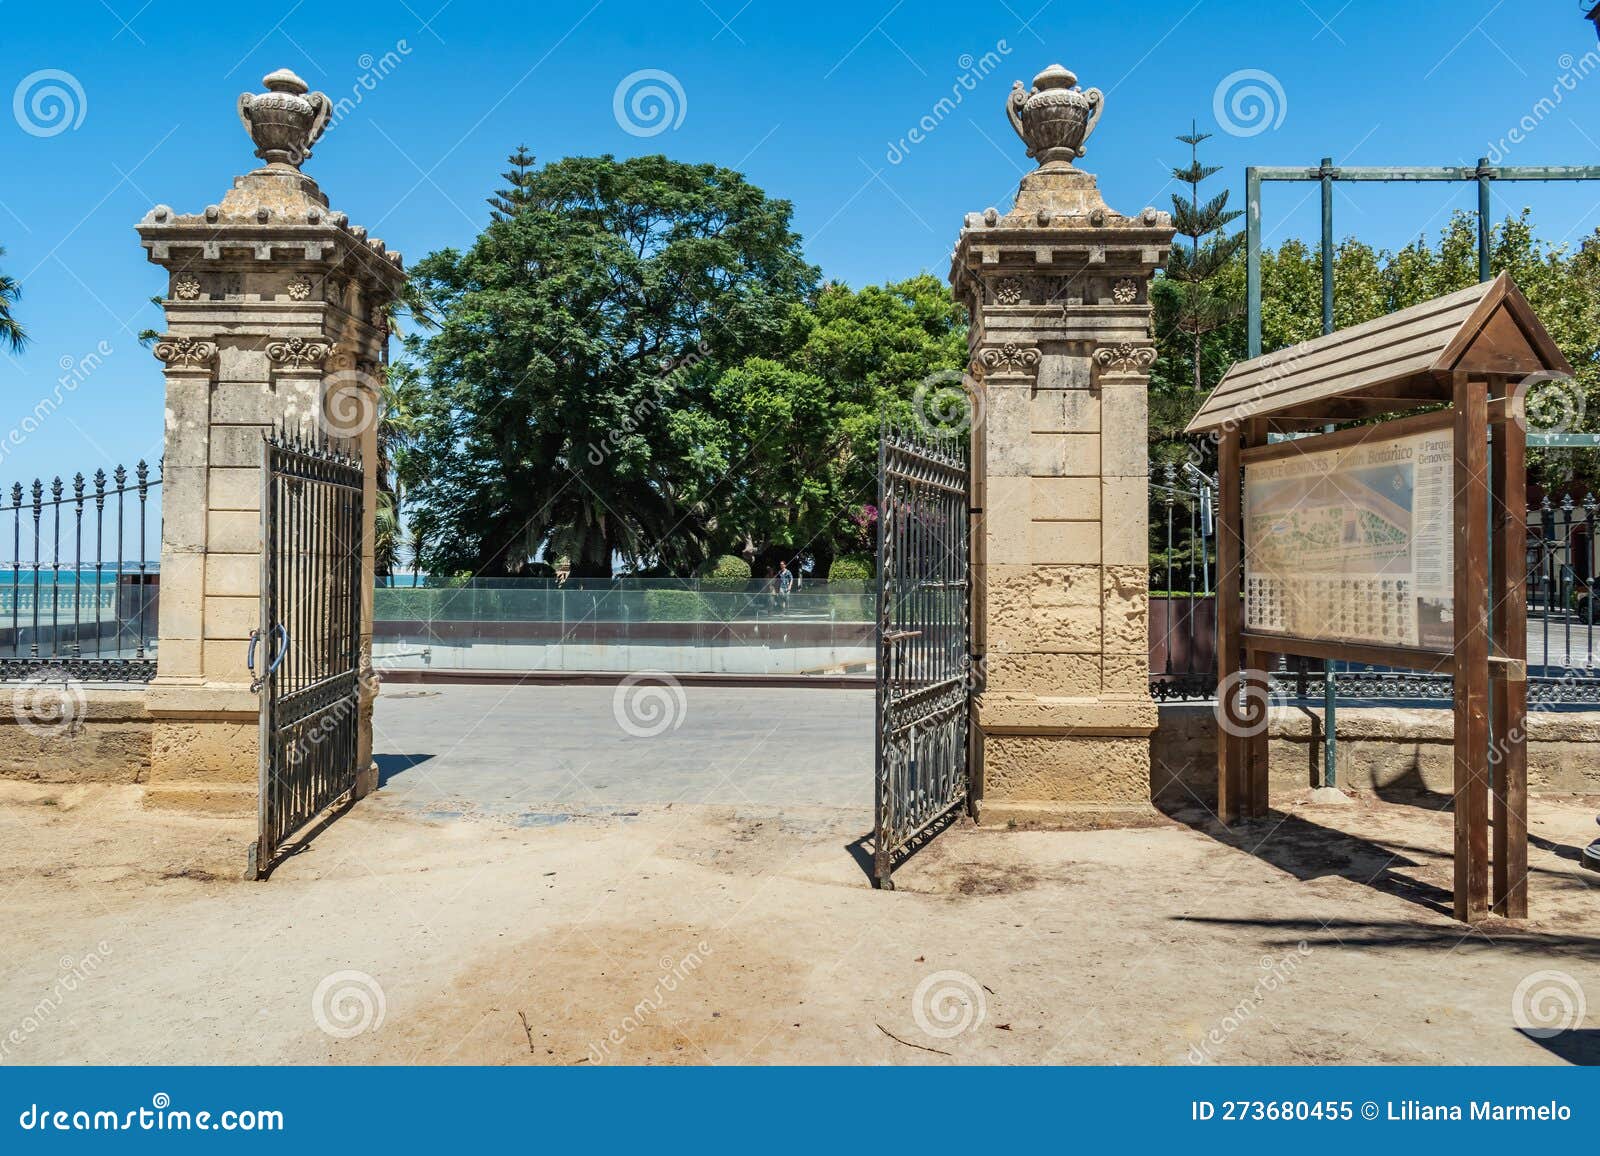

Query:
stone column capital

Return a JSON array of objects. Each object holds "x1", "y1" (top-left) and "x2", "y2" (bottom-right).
[
  {"x1": 1092, "y1": 340, "x2": 1156, "y2": 379},
  {"x1": 266, "y1": 336, "x2": 334, "y2": 373},
  {"x1": 972, "y1": 341, "x2": 1042, "y2": 384},
  {"x1": 152, "y1": 335, "x2": 218, "y2": 373}
]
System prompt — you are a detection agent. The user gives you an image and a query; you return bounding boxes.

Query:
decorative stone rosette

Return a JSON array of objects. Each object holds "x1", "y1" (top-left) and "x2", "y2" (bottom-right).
[
  {"x1": 971, "y1": 341, "x2": 1041, "y2": 382},
  {"x1": 152, "y1": 336, "x2": 217, "y2": 369}
]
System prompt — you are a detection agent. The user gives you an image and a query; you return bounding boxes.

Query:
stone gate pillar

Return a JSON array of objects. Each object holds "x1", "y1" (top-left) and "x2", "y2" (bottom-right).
[
  {"x1": 138, "y1": 69, "x2": 404, "y2": 813},
  {"x1": 951, "y1": 64, "x2": 1173, "y2": 823}
]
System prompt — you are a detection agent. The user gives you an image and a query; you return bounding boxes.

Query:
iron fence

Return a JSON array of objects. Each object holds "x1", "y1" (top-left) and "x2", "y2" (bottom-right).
[
  {"x1": 1149, "y1": 463, "x2": 1218, "y2": 701},
  {"x1": 0, "y1": 462, "x2": 160, "y2": 682}
]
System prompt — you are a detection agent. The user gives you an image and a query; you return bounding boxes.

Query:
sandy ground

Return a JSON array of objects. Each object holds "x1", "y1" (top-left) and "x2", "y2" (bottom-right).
[{"x1": 2, "y1": 768, "x2": 1599, "y2": 1066}]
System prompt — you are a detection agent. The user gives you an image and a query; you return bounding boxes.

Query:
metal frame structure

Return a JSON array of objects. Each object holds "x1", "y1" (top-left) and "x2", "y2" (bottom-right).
[
  {"x1": 1242, "y1": 159, "x2": 1600, "y2": 780},
  {"x1": 873, "y1": 424, "x2": 971, "y2": 890},
  {"x1": 251, "y1": 433, "x2": 365, "y2": 879},
  {"x1": 1246, "y1": 159, "x2": 1600, "y2": 359}
]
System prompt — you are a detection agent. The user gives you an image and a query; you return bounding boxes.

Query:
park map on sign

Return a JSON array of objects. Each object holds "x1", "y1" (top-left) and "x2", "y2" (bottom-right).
[{"x1": 1243, "y1": 428, "x2": 1455, "y2": 650}]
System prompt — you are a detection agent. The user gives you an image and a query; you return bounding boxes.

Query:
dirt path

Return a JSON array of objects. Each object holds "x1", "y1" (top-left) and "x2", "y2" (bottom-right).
[{"x1": 1, "y1": 780, "x2": 1597, "y2": 1065}]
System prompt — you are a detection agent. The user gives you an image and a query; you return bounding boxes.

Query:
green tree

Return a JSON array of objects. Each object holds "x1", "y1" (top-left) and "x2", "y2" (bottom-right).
[
  {"x1": 486, "y1": 145, "x2": 538, "y2": 222},
  {"x1": 376, "y1": 360, "x2": 427, "y2": 578},
  {"x1": 1153, "y1": 124, "x2": 1244, "y2": 395},
  {"x1": 405, "y1": 153, "x2": 817, "y2": 578},
  {"x1": 697, "y1": 275, "x2": 967, "y2": 576},
  {"x1": 0, "y1": 246, "x2": 26, "y2": 353},
  {"x1": 1159, "y1": 209, "x2": 1600, "y2": 492}
]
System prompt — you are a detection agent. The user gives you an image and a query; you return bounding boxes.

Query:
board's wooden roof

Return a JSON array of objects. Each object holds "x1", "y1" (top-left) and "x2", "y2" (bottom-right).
[{"x1": 1186, "y1": 273, "x2": 1572, "y2": 433}]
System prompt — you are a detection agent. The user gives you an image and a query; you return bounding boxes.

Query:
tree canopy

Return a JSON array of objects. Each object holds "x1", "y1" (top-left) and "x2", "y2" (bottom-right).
[
  {"x1": 1150, "y1": 208, "x2": 1600, "y2": 490},
  {"x1": 692, "y1": 275, "x2": 967, "y2": 575},
  {"x1": 0, "y1": 246, "x2": 25, "y2": 354},
  {"x1": 403, "y1": 153, "x2": 817, "y2": 577},
  {"x1": 397, "y1": 146, "x2": 1599, "y2": 579}
]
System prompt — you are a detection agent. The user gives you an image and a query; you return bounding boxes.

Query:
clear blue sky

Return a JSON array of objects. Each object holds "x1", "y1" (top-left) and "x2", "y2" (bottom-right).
[{"x1": 3, "y1": 0, "x2": 1599, "y2": 488}]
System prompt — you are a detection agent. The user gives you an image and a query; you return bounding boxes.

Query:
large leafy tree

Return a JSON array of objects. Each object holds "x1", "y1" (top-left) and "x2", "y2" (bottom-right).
[
  {"x1": 0, "y1": 246, "x2": 25, "y2": 353},
  {"x1": 405, "y1": 153, "x2": 817, "y2": 577},
  {"x1": 698, "y1": 275, "x2": 967, "y2": 575}
]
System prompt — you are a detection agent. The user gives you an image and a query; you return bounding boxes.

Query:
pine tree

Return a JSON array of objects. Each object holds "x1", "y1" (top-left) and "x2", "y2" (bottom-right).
[
  {"x1": 487, "y1": 145, "x2": 539, "y2": 222},
  {"x1": 1163, "y1": 122, "x2": 1244, "y2": 393}
]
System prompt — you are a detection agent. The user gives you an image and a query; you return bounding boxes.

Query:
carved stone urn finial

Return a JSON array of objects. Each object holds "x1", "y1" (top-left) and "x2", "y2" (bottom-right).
[
  {"x1": 238, "y1": 68, "x2": 332, "y2": 170},
  {"x1": 1007, "y1": 64, "x2": 1103, "y2": 168}
]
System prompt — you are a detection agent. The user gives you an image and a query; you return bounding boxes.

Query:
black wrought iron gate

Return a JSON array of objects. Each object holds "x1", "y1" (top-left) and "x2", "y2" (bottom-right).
[
  {"x1": 873, "y1": 424, "x2": 972, "y2": 889},
  {"x1": 250, "y1": 434, "x2": 365, "y2": 878}
]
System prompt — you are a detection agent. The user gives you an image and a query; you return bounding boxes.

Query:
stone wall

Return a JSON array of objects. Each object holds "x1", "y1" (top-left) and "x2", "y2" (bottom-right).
[
  {"x1": 1153, "y1": 703, "x2": 1600, "y2": 805},
  {"x1": 0, "y1": 688, "x2": 151, "y2": 783}
]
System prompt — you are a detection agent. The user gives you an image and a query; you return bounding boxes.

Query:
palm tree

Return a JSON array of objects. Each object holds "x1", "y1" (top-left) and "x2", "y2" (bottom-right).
[
  {"x1": 373, "y1": 284, "x2": 435, "y2": 579},
  {"x1": 0, "y1": 246, "x2": 27, "y2": 353}
]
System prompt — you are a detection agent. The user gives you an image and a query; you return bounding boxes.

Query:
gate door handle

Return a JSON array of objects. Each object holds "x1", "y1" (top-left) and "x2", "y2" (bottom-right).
[{"x1": 248, "y1": 623, "x2": 290, "y2": 693}]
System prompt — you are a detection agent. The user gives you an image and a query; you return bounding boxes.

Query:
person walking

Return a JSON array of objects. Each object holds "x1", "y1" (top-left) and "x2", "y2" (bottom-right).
[{"x1": 777, "y1": 560, "x2": 793, "y2": 614}]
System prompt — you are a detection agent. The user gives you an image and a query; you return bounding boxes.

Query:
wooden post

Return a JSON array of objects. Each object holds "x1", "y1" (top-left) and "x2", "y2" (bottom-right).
[
  {"x1": 1241, "y1": 420, "x2": 1271, "y2": 819},
  {"x1": 1490, "y1": 400, "x2": 1529, "y2": 918},
  {"x1": 1452, "y1": 373, "x2": 1491, "y2": 922},
  {"x1": 1243, "y1": 647, "x2": 1270, "y2": 817},
  {"x1": 1216, "y1": 428, "x2": 1244, "y2": 823}
]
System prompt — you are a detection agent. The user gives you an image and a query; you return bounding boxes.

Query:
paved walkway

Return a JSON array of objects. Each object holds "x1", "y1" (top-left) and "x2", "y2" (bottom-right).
[{"x1": 370, "y1": 683, "x2": 872, "y2": 820}]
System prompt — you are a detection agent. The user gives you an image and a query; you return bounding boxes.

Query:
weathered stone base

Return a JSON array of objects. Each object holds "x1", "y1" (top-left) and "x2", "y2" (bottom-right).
[
  {"x1": 1153, "y1": 704, "x2": 1600, "y2": 805},
  {"x1": 973, "y1": 798, "x2": 1165, "y2": 829},
  {"x1": 145, "y1": 681, "x2": 260, "y2": 814},
  {"x1": 974, "y1": 691, "x2": 1159, "y2": 822},
  {"x1": 0, "y1": 687, "x2": 151, "y2": 782},
  {"x1": 979, "y1": 732, "x2": 1154, "y2": 805}
]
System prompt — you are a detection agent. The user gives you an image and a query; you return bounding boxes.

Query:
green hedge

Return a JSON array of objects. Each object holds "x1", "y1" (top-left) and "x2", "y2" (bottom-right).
[
  {"x1": 829, "y1": 555, "x2": 873, "y2": 582},
  {"x1": 698, "y1": 553, "x2": 752, "y2": 592},
  {"x1": 641, "y1": 589, "x2": 713, "y2": 621}
]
